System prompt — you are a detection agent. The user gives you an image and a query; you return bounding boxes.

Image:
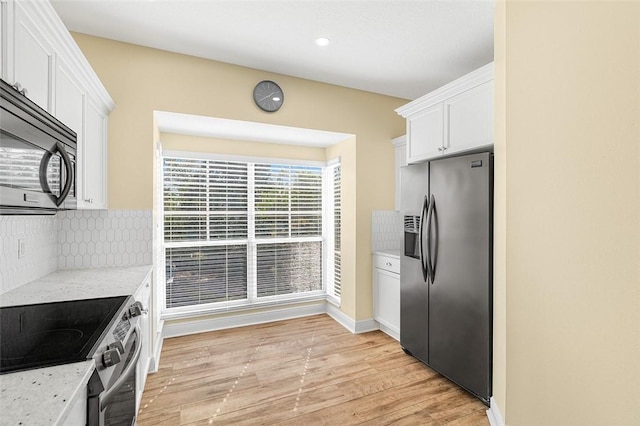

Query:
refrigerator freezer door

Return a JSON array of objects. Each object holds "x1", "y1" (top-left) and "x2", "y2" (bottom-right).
[
  {"x1": 400, "y1": 255, "x2": 429, "y2": 364},
  {"x1": 399, "y1": 162, "x2": 430, "y2": 364},
  {"x1": 427, "y1": 152, "x2": 492, "y2": 402},
  {"x1": 400, "y1": 163, "x2": 429, "y2": 216}
]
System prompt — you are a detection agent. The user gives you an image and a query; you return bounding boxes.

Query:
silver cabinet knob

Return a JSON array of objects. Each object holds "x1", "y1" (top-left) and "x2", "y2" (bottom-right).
[
  {"x1": 84, "y1": 198, "x2": 94, "y2": 204},
  {"x1": 102, "y1": 348, "x2": 121, "y2": 368},
  {"x1": 11, "y1": 82, "x2": 28, "y2": 97}
]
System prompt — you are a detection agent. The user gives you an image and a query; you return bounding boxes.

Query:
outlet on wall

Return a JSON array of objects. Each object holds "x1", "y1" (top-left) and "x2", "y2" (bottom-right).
[{"x1": 17, "y1": 239, "x2": 26, "y2": 259}]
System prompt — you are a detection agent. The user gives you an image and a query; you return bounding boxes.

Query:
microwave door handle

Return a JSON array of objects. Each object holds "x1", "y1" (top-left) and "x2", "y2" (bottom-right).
[
  {"x1": 99, "y1": 325, "x2": 142, "y2": 411},
  {"x1": 38, "y1": 151, "x2": 53, "y2": 194},
  {"x1": 55, "y1": 143, "x2": 73, "y2": 206}
]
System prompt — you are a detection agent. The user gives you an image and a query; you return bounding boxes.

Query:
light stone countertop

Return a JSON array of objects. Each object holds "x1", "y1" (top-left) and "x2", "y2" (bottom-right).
[
  {"x1": 373, "y1": 249, "x2": 401, "y2": 259},
  {"x1": 0, "y1": 265, "x2": 153, "y2": 426}
]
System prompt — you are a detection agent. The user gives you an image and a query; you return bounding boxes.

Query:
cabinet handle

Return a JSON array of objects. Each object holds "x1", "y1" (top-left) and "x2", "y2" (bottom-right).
[
  {"x1": 84, "y1": 198, "x2": 94, "y2": 204},
  {"x1": 385, "y1": 262, "x2": 392, "y2": 266},
  {"x1": 437, "y1": 147, "x2": 443, "y2": 152}
]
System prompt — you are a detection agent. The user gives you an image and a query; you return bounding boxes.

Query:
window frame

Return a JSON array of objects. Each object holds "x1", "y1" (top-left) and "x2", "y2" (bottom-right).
[{"x1": 160, "y1": 151, "x2": 340, "y2": 319}]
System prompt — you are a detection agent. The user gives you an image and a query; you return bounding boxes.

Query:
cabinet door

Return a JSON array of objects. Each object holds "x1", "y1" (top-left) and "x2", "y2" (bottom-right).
[
  {"x1": 392, "y1": 136, "x2": 407, "y2": 211},
  {"x1": 373, "y1": 257, "x2": 401, "y2": 341},
  {"x1": 12, "y1": 2, "x2": 54, "y2": 111},
  {"x1": 54, "y1": 58, "x2": 85, "y2": 139},
  {"x1": 407, "y1": 103, "x2": 443, "y2": 164},
  {"x1": 80, "y1": 98, "x2": 108, "y2": 209},
  {"x1": 135, "y1": 279, "x2": 151, "y2": 409},
  {"x1": 444, "y1": 80, "x2": 494, "y2": 155}
]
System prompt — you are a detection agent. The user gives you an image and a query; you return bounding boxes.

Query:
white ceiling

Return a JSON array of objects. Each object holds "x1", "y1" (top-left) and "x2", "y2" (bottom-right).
[{"x1": 50, "y1": 0, "x2": 494, "y2": 101}]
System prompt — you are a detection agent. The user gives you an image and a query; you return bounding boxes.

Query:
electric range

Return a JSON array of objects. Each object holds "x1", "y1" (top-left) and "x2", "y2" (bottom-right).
[{"x1": 0, "y1": 296, "x2": 131, "y2": 374}]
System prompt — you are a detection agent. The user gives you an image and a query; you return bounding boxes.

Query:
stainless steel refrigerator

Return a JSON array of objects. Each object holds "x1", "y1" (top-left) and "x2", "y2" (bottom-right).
[{"x1": 400, "y1": 151, "x2": 492, "y2": 404}]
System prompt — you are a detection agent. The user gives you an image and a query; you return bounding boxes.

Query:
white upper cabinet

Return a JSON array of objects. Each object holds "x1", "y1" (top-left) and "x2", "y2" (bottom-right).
[
  {"x1": 392, "y1": 135, "x2": 407, "y2": 211},
  {"x1": 406, "y1": 103, "x2": 443, "y2": 161},
  {"x1": 12, "y1": 1, "x2": 54, "y2": 111},
  {"x1": 81, "y1": 98, "x2": 108, "y2": 208},
  {"x1": 54, "y1": 57, "x2": 84, "y2": 140},
  {"x1": 444, "y1": 80, "x2": 493, "y2": 154},
  {"x1": 1, "y1": 0, "x2": 114, "y2": 209},
  {"x1": 396, "y1": 63, "x2": 494, "y2": 164}
]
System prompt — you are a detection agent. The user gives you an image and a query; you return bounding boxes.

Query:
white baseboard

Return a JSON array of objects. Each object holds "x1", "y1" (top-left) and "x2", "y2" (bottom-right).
[
  {"x1": 377, "y1": 320, "x2": 400, "y2": 341},
  {"x1": 354, "y1": 318, "x2": 378, "y2": 334},
  {"x1": 326, "y1": 303, "x2": 356, "y2": 332},
  {"x1": 162, "y1": 302, "x2": 326, "y2": 338},
  {"x1": 326, "y1": 304, "x2": 377, "y2": 334},
  {"x1": 486, "y1": 396, "x2": 505, "y2": 426}
]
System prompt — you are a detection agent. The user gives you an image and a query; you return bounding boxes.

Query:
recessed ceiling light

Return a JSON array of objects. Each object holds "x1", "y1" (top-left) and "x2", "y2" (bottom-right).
[{"x1": 315, "y1": 37, "x2": 330, "y2": 47}]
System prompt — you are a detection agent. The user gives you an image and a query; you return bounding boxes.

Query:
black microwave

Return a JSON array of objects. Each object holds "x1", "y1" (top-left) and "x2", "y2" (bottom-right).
[{"x1": 0, "y1": 78, "x2": 77, "y2": 215}]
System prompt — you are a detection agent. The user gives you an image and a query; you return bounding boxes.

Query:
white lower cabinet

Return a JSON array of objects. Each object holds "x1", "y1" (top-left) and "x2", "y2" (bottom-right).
[
  {"x1": 373, "y1": 253, "x2": 400, "y2": 340},
  {"x1": 135, "y1": 275, "x2": 152, "y2": 411},
  {"x1": 61, "y1": 385, "x2": 86, "y2": 426}
]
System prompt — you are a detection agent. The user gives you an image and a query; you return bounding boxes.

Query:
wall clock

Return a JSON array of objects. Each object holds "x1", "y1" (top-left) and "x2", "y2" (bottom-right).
[{"x1": 253, "y1": 80, "x2": 284, "y2": 112}]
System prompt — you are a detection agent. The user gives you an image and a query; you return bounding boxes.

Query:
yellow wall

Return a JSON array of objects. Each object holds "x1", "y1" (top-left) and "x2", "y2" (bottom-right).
[
  {"x1": 72, "y1": 33, "x2": 406, "y2": 322},
  {"x1": 497, "y1": 1, "x2": 640, "y2": 424},
  {"x1": 492, "y1": 0, "x2": 507, "y2": 418}
]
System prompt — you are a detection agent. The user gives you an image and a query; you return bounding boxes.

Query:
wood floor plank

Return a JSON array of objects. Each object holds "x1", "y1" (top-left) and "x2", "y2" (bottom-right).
[{"x1": 138, "y1": 314, "x2": 489, "y2": 425}]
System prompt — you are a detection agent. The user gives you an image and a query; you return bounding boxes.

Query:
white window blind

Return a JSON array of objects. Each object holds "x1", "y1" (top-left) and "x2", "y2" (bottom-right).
[
  {"x1": 163, "y1": 155, "x2": 334, "y2": 312},
  {"x1": 254, "y1": 163, "x2": 323, "y2": 298},
  {"x1": 164, "y1": 158, "x2": 249, "y2": 308},
  {"x1": 333, "y1": 165, "x2": 342, "y2": 298}
]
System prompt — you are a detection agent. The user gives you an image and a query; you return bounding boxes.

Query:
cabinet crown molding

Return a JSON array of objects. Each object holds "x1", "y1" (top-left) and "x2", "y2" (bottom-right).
[{"x1": 396, "y1": 62, "x2": 494, "y2": 118}]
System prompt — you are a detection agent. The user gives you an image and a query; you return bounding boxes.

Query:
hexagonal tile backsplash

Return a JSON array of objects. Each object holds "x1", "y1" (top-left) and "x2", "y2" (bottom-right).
[
  {"x1": 0, "y1": 210, "x2": 152, "y2": 294},
  {"x1": 371, "y1": 210, "x2": 402, "y2": 252},
  {"x1": 0, "y1": 215, "x2": 58, "y2": 295},
  {"x1": 57, "y1": 210, "x2": 152, "y2": 269}
]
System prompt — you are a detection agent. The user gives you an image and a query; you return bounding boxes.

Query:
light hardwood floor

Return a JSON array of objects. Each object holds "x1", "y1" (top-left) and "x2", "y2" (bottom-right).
[{"x1": 138, "y1": 314, "x2": 489, "y2": 425}]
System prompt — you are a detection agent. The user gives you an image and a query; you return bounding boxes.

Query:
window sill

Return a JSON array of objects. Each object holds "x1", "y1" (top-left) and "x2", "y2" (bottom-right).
[{"x1": 161, "y1": 293, "x2": 334, "y2": 321}]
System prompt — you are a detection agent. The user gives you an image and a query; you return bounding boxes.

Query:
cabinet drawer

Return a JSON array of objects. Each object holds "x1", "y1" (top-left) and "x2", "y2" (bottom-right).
[{"x1": 374, "y1": 254, "x2": 400, "y2": 274}]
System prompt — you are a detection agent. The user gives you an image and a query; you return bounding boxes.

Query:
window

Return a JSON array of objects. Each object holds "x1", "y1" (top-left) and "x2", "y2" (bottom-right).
[
  {"x1": 162, "y1": 154, "x2": 340, "y2": 312},
  {"x1": 326, "y1": 163, "x2": 341, "y2": 301}
]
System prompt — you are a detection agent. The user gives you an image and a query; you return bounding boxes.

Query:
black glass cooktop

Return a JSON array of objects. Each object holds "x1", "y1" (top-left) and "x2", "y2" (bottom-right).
[{"x1": 0, "y1": 296, "x2": 128, "y2": 374}]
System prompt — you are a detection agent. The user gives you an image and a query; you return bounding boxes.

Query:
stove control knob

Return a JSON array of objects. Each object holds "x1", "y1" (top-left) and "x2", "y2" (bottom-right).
[
  {"x1": 108, "y1": 340, "x2": 125, "y2": 355},
  {"x1": 128, "y1": 301, "x2": 148, "y2": 318},
  {"x1": 102, "y1": 348, "x2": 122, "y2": 368}
]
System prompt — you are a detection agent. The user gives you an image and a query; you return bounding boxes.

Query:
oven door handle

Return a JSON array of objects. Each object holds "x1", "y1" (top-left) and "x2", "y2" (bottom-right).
[{"x1": 99, "y1": 325, "x2": 141, "y2": 411}]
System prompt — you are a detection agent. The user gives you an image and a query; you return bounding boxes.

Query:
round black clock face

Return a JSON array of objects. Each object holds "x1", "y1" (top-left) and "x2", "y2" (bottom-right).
[{"x1": 253, "y1": 80, "x2": 284, "y2": 112}]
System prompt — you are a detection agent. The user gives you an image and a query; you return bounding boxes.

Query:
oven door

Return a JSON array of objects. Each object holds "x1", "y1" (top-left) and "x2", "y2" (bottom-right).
[{"x1": 87, "y1": 325, "x2": 141, "y2": 426}]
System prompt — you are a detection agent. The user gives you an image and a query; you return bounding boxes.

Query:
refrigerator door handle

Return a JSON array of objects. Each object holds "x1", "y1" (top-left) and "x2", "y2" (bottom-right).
[
  {"x1": 418, "y1": 195, "x2": 429, "y2": 282},
  {"x1": 426, "y1": 194, "x2": 436, "y2": 283}
]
